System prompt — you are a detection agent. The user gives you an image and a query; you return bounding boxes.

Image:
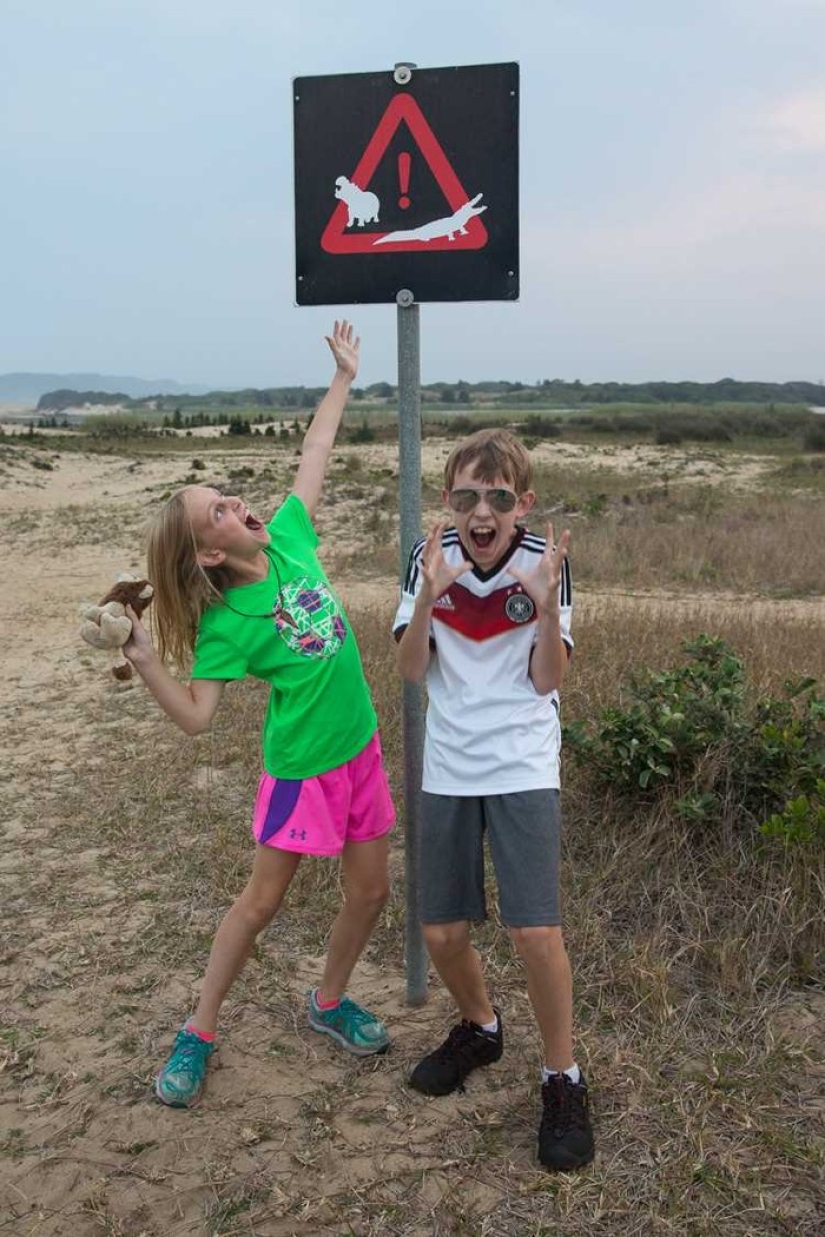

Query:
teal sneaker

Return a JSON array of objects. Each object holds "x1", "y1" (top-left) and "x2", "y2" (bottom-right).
[
  {"x1": 307, "y1": 989, "x2": 390, "y2": 1057},
  {"x1": 154, "y1": 1026, "x2": 215, "y2": 1108}
]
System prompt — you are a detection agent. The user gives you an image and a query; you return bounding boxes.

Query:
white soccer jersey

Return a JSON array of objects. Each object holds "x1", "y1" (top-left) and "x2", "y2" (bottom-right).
[{"x1": 393, "y1": 526, "x2": 573, "y2": 795}]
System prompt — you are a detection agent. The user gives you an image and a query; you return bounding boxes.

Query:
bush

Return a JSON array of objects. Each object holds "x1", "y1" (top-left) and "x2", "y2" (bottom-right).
[
  {"x1": 654, "y1": 426, "x2": 682, "y2": 446},
  {"x1": 520, "y1": 415, "x2": 562, "y2": 439},
  {"x1": 761, "y1": 780, "x2": 825, "y2": 845},
  {"x1": 348, "y1": 419, "x2": 376, "y2": 444},
  {"x1": 802, "y1": 420, "x2": 825, "y2": 452},
  {"x1": 563, "y1": 636, "x2": 824, "y2": 842}
]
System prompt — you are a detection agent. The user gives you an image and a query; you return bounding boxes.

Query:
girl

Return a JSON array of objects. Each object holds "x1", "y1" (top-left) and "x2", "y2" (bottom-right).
[{"x1": 124, "y1": 321, "x2": 395, "y2": 1108}]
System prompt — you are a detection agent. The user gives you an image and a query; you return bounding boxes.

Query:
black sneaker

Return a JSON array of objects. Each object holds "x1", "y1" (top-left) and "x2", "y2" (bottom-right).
[
  {"x1": 409, "y1": 1010, "x2": 503, "y2": 1096},
  {"x1": 538, "y1": 1071, "x2": 595, "y2": 1170}
]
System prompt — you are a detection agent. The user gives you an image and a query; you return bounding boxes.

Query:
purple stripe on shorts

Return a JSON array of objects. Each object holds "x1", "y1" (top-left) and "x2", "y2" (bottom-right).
[{"x1": 258, "y1": 778, "x2": 303, "y2": 843}]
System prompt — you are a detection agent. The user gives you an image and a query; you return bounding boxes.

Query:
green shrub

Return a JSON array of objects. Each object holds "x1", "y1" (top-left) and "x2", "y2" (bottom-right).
[
  {"x1": 802, "y1": 420, "x2": 825, "y2": 452},
  {"x1": 520, "y1": 415, "x2": 562, "y2": 439},
  {"x1": 227, "y1": 418, "x2": 251, "y2": 436},
  {"x1": 563, "y1": 636, "x2": 824, "y2": 843},
  {"x1": 654, "y1": 426, "x2": 682, "y2": 446},
  {"x1": 760, "y1": 780, "x2": 825, "y2": 845},
  {"x1": 348, "y1": 419, "x2": 376, "y2": 444}
]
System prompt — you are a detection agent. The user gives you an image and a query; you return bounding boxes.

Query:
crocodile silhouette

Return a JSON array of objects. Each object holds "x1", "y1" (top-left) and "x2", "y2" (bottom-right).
[{"x1": 373, "y1": 193, "x2": 486, "y2": 245}]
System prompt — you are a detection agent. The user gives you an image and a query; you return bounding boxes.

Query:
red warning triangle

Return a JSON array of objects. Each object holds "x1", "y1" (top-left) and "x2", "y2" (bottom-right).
[{"x1": 320, "y1": 93, "x2": 489, "y2": 255}]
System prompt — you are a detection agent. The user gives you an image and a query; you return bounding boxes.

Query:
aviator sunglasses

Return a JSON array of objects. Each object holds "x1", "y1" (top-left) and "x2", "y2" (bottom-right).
[{"x1": 448, "y1": 486, "x2": 519, "y2": 514}]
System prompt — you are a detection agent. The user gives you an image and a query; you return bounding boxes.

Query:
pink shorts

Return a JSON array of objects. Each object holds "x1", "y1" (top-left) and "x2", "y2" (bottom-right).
[{"x1": 251, "y1": 732, "x2": 395, "y2": 856}]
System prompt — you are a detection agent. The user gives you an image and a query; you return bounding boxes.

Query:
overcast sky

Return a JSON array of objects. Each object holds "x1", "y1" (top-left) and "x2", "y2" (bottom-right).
[{"x1": 2, "y1": 1, "x2": 823, "y2": 389}]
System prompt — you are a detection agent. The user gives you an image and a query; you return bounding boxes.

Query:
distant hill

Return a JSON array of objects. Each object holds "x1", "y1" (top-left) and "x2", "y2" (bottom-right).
[{"x1": 0, "y1": 372, "x2": 210, "y2": 404}]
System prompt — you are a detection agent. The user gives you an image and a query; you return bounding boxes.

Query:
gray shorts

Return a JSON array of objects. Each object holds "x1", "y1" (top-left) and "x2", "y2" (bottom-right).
[{"x1": 418, "y1": 790, "x2": 562, "y2": 928}]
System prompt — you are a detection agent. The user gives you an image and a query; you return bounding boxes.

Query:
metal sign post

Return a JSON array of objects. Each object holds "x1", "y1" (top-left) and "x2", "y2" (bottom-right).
[
  {"x1": 396, "y1": 289, "x2": 428, "y2": 1004},
  {"x1": 293, "y1": 60, "x2": 519, "y2": 1004}
]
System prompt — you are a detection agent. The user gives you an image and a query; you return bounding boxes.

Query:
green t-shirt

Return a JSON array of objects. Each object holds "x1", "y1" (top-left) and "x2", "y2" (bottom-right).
[{"x1": 192, "y1": 494, "x2": 377, "y2": 778}]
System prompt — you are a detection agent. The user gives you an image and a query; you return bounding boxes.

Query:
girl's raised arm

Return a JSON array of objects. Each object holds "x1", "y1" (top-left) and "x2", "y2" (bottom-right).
[{"x1": 291, "y1": 321, "x2": 359, "y2": 519}]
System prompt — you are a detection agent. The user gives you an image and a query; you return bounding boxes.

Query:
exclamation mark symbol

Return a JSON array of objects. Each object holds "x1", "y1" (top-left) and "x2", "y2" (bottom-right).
[{"x1": 398, "y1": 152, "x2": 411, "y2": 209}]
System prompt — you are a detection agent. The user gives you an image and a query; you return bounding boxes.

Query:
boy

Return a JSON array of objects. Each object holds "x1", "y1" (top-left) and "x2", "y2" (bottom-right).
[{"x1": 393, "y1": 427, "x2": 594, "y2": 1171}]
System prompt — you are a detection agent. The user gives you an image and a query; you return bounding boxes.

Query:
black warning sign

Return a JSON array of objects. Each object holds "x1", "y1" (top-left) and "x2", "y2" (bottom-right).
[{"x1": 293, "y1": 61, "x2": 519, "y2": 306}]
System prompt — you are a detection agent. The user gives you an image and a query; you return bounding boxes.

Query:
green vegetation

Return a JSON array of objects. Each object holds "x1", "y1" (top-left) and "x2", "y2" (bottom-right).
[
  {"x1": 564, "y1": 635, "x2": 824, "y2": 849},
  {"x1": 24, "y1": 383, "x2": 825, "y2": 462},
  {"x1": 763, "y1": 781, "x2": 825, "y2": 846},
  {"x1": 35, "y1": 375, "x2": 825, "y2": 417},
  {"x1": 35, "y1": 388, "x2": 128, "y2": 412}
]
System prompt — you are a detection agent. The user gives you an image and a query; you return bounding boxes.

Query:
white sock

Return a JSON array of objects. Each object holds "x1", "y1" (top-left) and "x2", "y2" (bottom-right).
[
  {"x1": 542, "y1": 1063, "x2": 581, "y2": 1085},
  {"x1": 480, "y1": 1015, "x2": 499, "y2": 1035}
]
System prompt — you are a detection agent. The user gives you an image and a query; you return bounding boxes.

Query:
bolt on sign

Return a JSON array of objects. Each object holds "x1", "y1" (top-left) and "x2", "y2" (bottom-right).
[{"x1": 293, "y1": 61, "x2": 519, "y2": 306}]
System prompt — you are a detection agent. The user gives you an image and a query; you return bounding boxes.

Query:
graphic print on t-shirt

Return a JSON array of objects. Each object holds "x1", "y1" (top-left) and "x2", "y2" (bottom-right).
[
  {"x1": 273, "y1": 577, "x2": 347, "y2": 658},
  {"x1": 432, "y1": 581, "x2": 536, "y2": 641}
]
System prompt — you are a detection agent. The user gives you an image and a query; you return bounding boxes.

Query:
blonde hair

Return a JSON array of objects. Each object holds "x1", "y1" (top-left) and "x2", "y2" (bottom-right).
[
  {"x1": 444, "y1": 427, "x2": 533, "y2": 493},
  {"x1": 146, "y1": 490, "x2": 231, "y2": 668}
]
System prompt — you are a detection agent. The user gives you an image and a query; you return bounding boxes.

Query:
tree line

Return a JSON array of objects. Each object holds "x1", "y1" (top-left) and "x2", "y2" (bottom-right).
[{"x1": 37, "y1": 376, "x2": 825, "y2": 415}]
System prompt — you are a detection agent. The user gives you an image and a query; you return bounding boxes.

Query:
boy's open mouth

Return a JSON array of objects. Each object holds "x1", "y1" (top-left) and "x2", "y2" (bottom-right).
[
  {"x1": 244, "y1": 513, "x2": 264, "y2": 532},
  {"x1": 470, "y1": 528, "x2": 495, "y2": 550}
]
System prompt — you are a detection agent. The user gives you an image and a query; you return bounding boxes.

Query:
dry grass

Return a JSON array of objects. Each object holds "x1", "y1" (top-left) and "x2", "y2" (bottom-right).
[
  {"x1": 565, "y1": 491, "x2": 825, "y2": 596},
  {"x1": 1, "y1": 432, "x2": 823, "y2": 1236},
  {"x1": 4, "y1": 603, "x2": 821, "y2": 1235}
]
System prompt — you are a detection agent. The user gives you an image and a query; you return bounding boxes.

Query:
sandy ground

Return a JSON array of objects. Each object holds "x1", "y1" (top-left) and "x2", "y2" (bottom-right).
[
  {"x1": 1, "y1": 439, "x2": 555, "y2": 1237},
  {"x1": 1, "y1": 436, "x2": 822, "y2": 1236},
  {"x1": 0, "y1": 442, "x2": 452, "y2": 1236}
]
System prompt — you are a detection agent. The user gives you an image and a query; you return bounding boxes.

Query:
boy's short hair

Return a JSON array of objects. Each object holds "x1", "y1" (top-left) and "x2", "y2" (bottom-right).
[{"x1": 444, "y1": 428, "x2": 533, "y2": 493}]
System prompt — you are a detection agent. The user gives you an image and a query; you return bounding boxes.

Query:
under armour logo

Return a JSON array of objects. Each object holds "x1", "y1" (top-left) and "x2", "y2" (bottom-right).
[{"x1": 289, "y1": 828, "x2": 307, "y2": 841}]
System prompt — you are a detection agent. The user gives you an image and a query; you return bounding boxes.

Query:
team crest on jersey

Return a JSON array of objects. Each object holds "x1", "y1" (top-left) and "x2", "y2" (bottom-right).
[{"x1": 505, "y1": 591, "x2": 534, "y2": 623}]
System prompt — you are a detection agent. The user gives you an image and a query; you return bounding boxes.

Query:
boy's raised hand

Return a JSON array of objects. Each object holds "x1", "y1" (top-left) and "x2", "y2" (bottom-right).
[
  {"x1": 325, "y1": 319, "x2": 360, "y2": 382},
  {"x1": 509, "y1": 523, "x2": 571, "y2": 616},
  {"x1": 419, "y1": 520, "x2": 472, "y2": 603}
]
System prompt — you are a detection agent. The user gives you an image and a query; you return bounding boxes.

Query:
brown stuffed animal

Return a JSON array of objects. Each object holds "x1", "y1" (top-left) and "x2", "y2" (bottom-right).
[{"x1": 79, "y1": 574, "x2": 154, "y2": 680}]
